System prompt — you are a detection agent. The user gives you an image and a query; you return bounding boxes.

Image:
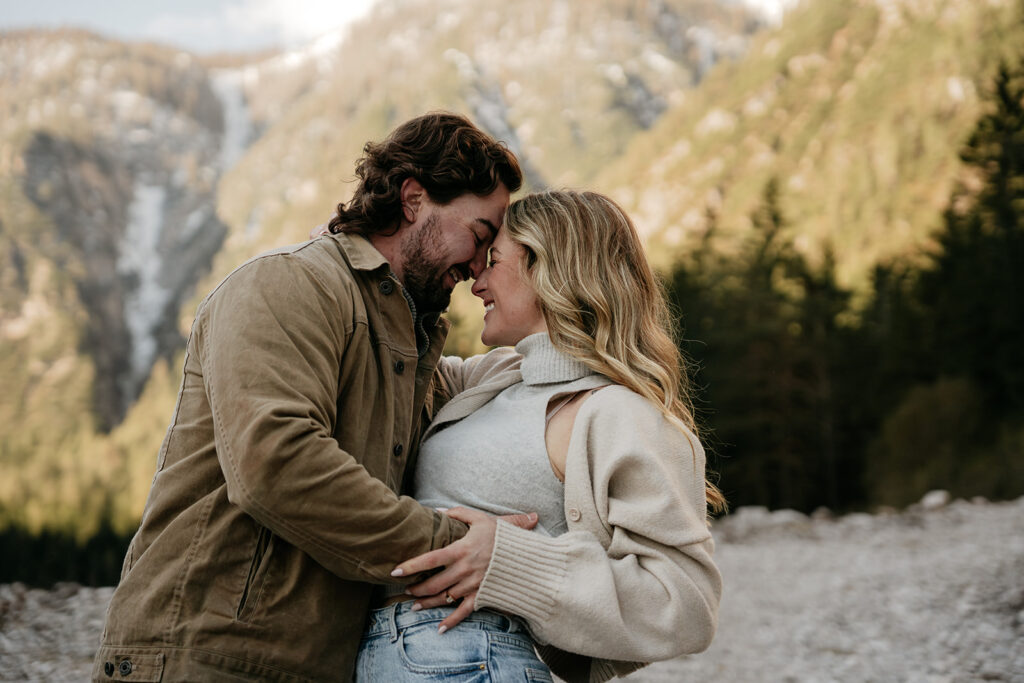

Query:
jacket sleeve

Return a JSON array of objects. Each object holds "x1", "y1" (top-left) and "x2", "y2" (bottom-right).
[
  {"x1": 196, "y1": 253, "x2": 464, "y2": 584},
  {"x1": 473, "y1": 387, "x2": 721, "y2": 663}
]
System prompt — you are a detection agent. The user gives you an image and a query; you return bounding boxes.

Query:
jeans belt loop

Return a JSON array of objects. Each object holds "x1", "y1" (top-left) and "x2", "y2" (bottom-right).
[{"x1": 387, "y1": 602, "x2": 400, "y2": 643}]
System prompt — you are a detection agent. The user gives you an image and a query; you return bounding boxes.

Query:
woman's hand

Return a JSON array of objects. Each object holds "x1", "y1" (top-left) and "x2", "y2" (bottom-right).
[{"x1": 392, "y1": 507, "x2": 537, "y2": 633}]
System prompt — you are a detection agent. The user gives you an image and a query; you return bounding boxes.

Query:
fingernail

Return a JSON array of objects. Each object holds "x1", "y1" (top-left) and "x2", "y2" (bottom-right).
[
  {"x1": 435, "y1": 507, "x2": 449, "y2": 513},
  {"x1": 391, "y1": 568, "x2": 404, "y2": 577},
  {"x1": 411, "y1": 603, "x2": 422, "y2": 612},
  {"x1": 438, "y1": 625, "x2": 447, "y2": 635}
]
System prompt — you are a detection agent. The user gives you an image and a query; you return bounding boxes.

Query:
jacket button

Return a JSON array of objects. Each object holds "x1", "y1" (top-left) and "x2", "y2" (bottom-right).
[
  {"x1": 568, "y1": 508, "x2": 582, "y2": 522},
  {"x1": 118, "y1": 659, "x2": 133, "y2": 676},
  {"x1": 393, "y1": 443, "x2": 404, "y2": 457},
  {"x1": 394, "y1": 360, "x2": 405, "y2": 374},
  {"x1": 104, "y1": 662, "x2": 115, "y2": 677},
  {"x1": 379, "y1": 279, "x2": 395, "y2": 295}
]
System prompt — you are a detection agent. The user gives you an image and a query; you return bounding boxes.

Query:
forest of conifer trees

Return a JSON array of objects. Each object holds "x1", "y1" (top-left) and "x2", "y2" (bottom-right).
[{"x1": 667, "y1": 55, "x2": 1024, "y2": 514}]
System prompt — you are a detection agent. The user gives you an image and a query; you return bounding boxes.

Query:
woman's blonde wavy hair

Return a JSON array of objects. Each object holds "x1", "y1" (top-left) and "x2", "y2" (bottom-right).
[{"x1": 504, "y1": 190, "x2": 726, "y2": 514}]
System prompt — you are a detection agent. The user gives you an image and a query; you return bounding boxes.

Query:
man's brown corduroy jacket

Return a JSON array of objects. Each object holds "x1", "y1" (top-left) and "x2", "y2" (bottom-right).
[{"x1": 93, "y1": 233, "x2": 466, "y2": 682}]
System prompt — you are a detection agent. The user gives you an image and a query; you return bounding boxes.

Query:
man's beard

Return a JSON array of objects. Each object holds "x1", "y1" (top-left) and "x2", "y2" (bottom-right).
[{"x1": 399, "y1": 213, "x2": 454, "y2": 313}]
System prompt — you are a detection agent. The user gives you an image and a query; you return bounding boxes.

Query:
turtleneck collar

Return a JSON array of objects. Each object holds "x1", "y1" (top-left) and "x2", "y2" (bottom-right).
[{"x1": 515, "y1": 333, "x2": 595, "y2": 386}]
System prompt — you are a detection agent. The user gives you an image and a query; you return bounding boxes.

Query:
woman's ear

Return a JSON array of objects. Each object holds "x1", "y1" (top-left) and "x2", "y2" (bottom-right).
[
  {"x1": 524, "y1": 245, "x2": 538, "y2": 268},
  {"x1": 400, "y1": 177, "x2": 426, "y2": 223}
]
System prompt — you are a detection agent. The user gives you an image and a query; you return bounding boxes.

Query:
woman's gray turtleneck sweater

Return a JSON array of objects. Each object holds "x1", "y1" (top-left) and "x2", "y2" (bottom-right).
[{"x1": 413, "y1": 333, "x2": 599, "y2": 536}]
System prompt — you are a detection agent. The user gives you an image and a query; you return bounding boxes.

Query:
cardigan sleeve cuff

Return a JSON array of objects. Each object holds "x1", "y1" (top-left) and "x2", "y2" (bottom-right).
[{"x1": 474, "y1": 519, "x2": 569, "y2": 626}]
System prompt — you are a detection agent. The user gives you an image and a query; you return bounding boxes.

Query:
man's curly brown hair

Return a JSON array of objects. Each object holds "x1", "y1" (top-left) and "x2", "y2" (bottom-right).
[{"x1": 328, "y1": 112, "x2": 523, "y2": 236}]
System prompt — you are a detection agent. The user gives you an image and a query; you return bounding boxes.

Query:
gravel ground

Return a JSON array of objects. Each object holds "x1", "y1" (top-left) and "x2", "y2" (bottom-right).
[{"x1": 1, "y1": 493, "x2": 1021, "y2": 682}]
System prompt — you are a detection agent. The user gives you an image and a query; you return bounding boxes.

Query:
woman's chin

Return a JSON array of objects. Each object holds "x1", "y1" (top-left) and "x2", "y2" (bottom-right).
[{"x1": 480, "y1": 328, "x2": 507, "y2": 347}]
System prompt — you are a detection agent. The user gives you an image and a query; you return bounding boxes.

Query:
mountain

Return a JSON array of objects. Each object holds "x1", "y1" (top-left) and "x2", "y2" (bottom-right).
[
  {"x1": 0, "y1": 1, "x2": 764, "y2": 534},
  {"x1": 599, "y1": 0, "x2": 1024, "y2": 284}
]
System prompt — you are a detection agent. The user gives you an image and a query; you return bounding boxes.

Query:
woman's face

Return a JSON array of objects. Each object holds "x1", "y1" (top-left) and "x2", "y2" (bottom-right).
[{"x1": 471, "y1": 228, "x2": 547, "y2": 347}]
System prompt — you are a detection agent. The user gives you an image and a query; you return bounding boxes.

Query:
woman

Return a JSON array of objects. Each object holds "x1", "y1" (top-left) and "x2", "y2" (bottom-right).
[{"x1": 356, "y1": 190, "x2": 724, "y2": 682}]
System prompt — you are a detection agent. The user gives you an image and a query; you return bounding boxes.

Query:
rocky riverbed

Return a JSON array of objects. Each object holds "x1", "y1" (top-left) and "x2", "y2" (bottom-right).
[{"x1": 1, "y1": 493, "x2": 1022, "y2": 682}]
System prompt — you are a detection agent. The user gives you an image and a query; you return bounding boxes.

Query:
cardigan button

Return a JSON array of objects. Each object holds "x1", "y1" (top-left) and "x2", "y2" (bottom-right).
[
  {"x1": 568, "y1": 507, "x2": 582, "y2": 522},
  {"x1": 394, "y1": 360, "x2": 405, "y2": 374},
  {"x1": 393, "y1": 443, "x2": 404, "y2": 457}
]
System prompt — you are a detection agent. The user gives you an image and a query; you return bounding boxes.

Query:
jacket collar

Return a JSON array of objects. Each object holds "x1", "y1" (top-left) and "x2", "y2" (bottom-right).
[
  {"x1": 331, "y1": 232, "x2": 389, "y2": 273},
  {"x1": 329, "y1": 231, "x2": 451, "y2": 356}
]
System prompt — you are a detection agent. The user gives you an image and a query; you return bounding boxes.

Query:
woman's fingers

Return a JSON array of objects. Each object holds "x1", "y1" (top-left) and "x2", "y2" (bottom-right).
[
  {"x1": 410, "y1": 575, "x2": 474, "y2": 611},
  {"x1": 391, "y1": 546, "x2": 454, "y2": 579},
  {"x1": 405, "y1": 564, "x2": 465, "y2": 597},
  {"x1": 438, "y1": 591, "x2": 477, "y2": 633},
  {"x1": 443, "y1": 506, "x2": 488, "y2": 524},
  {"x1": 409, "y1": 592, "x2": 452, "y2": 611},
  {"x1": 391, "y1": 508, "x2": 487, "y2": 578},
  {"x1": 497, "y1": 511, "x2": 539, "y2": 530},
  {"x1": 444, "y1": 505, "x2": 537, "y2": 531}
]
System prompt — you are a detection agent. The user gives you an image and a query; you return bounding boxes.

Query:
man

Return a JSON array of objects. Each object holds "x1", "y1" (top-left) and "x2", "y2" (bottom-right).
[{"x1": 93, "y1": 112, "x2": 524, "y2": 682}]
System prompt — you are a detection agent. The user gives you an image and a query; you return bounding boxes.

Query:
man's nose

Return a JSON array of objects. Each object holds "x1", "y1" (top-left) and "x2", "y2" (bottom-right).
[{"x1": 468, "y1": 248, "x2": 488, "y2": 279}]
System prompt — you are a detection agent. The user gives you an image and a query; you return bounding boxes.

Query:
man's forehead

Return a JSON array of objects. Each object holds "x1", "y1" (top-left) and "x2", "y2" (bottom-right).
[{"x1": 476, "y1": 218, "x2": 500, "y2": 238}]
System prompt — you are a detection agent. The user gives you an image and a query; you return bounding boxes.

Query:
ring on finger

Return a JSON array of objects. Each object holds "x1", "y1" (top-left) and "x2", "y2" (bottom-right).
[{"x1": 444, "y1": 591, "x2": 456, "y2": 604}]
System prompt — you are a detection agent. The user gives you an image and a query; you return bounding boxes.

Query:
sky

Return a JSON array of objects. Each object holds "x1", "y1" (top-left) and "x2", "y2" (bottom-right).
[
  {"x1": 0, "y1": 0, "x2": 795, "y2": 55},
  {"x1": 0, "y1": 0, "x2": 379, "y2": 54}
]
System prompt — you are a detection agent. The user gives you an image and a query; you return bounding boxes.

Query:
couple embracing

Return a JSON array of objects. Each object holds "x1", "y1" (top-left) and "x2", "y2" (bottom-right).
[{"x1": 94, "y1": 112, "x2": 723, "y2": 682}]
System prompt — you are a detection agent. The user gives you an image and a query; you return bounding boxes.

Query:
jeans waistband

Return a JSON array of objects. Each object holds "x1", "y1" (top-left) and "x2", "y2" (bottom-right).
[{"x1": 364, "y1": 601, "x2": 530, "y2": 639}]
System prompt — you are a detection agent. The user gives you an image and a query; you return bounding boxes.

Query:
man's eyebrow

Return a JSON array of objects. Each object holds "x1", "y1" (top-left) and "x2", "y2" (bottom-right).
[{"x1": 476, "y1": 218, "x2": 499, "y2": 237}]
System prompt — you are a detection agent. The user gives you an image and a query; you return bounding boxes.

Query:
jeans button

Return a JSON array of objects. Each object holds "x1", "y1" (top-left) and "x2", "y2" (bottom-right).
[
  {"x1": 379, "y1": 279, "x2": 395, "y2": 295},
  {"x1": 118, "y1": 659, "x2": 133, "y2": 676}
]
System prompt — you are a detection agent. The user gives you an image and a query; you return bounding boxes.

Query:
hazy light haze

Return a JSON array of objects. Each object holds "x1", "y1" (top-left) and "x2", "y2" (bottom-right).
[
  {"x1": 0, "y1": 0, "x2": 378, "y2": 54},
  {"x1": 0, "y1": 0, "x2": 793, "y2": 55}
]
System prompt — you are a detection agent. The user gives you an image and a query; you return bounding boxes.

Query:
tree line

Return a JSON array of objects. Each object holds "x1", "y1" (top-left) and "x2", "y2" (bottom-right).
[{"x1": 668, "y1": 57, "x2": 1024, "y2": 513}]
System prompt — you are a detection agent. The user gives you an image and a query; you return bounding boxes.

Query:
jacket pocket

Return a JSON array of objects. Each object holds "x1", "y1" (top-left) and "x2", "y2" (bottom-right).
[{"x1": 236, "y1": 524, "x2": 273, "y2": 623}]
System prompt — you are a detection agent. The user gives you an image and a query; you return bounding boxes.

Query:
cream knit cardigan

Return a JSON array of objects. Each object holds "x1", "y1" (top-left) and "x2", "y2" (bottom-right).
[{"x1": 429, "y1": 344, "x2": 722, "y2": 683}]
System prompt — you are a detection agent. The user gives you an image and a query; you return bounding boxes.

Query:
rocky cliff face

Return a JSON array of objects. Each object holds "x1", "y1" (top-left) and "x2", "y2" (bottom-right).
[{"x1": 4, "y1": 32, "x2": 246, "y2": 429}]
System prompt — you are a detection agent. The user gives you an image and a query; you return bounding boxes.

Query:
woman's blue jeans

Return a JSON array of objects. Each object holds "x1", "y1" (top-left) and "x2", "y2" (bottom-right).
[{"x1": 355, "y1": 601, "x2": 553, "y2": 682}]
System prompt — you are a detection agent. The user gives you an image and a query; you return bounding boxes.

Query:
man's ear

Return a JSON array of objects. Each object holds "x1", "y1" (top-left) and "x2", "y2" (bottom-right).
[{"x1": 400, "y1": 177, "x2": 426, "y2": 223}]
